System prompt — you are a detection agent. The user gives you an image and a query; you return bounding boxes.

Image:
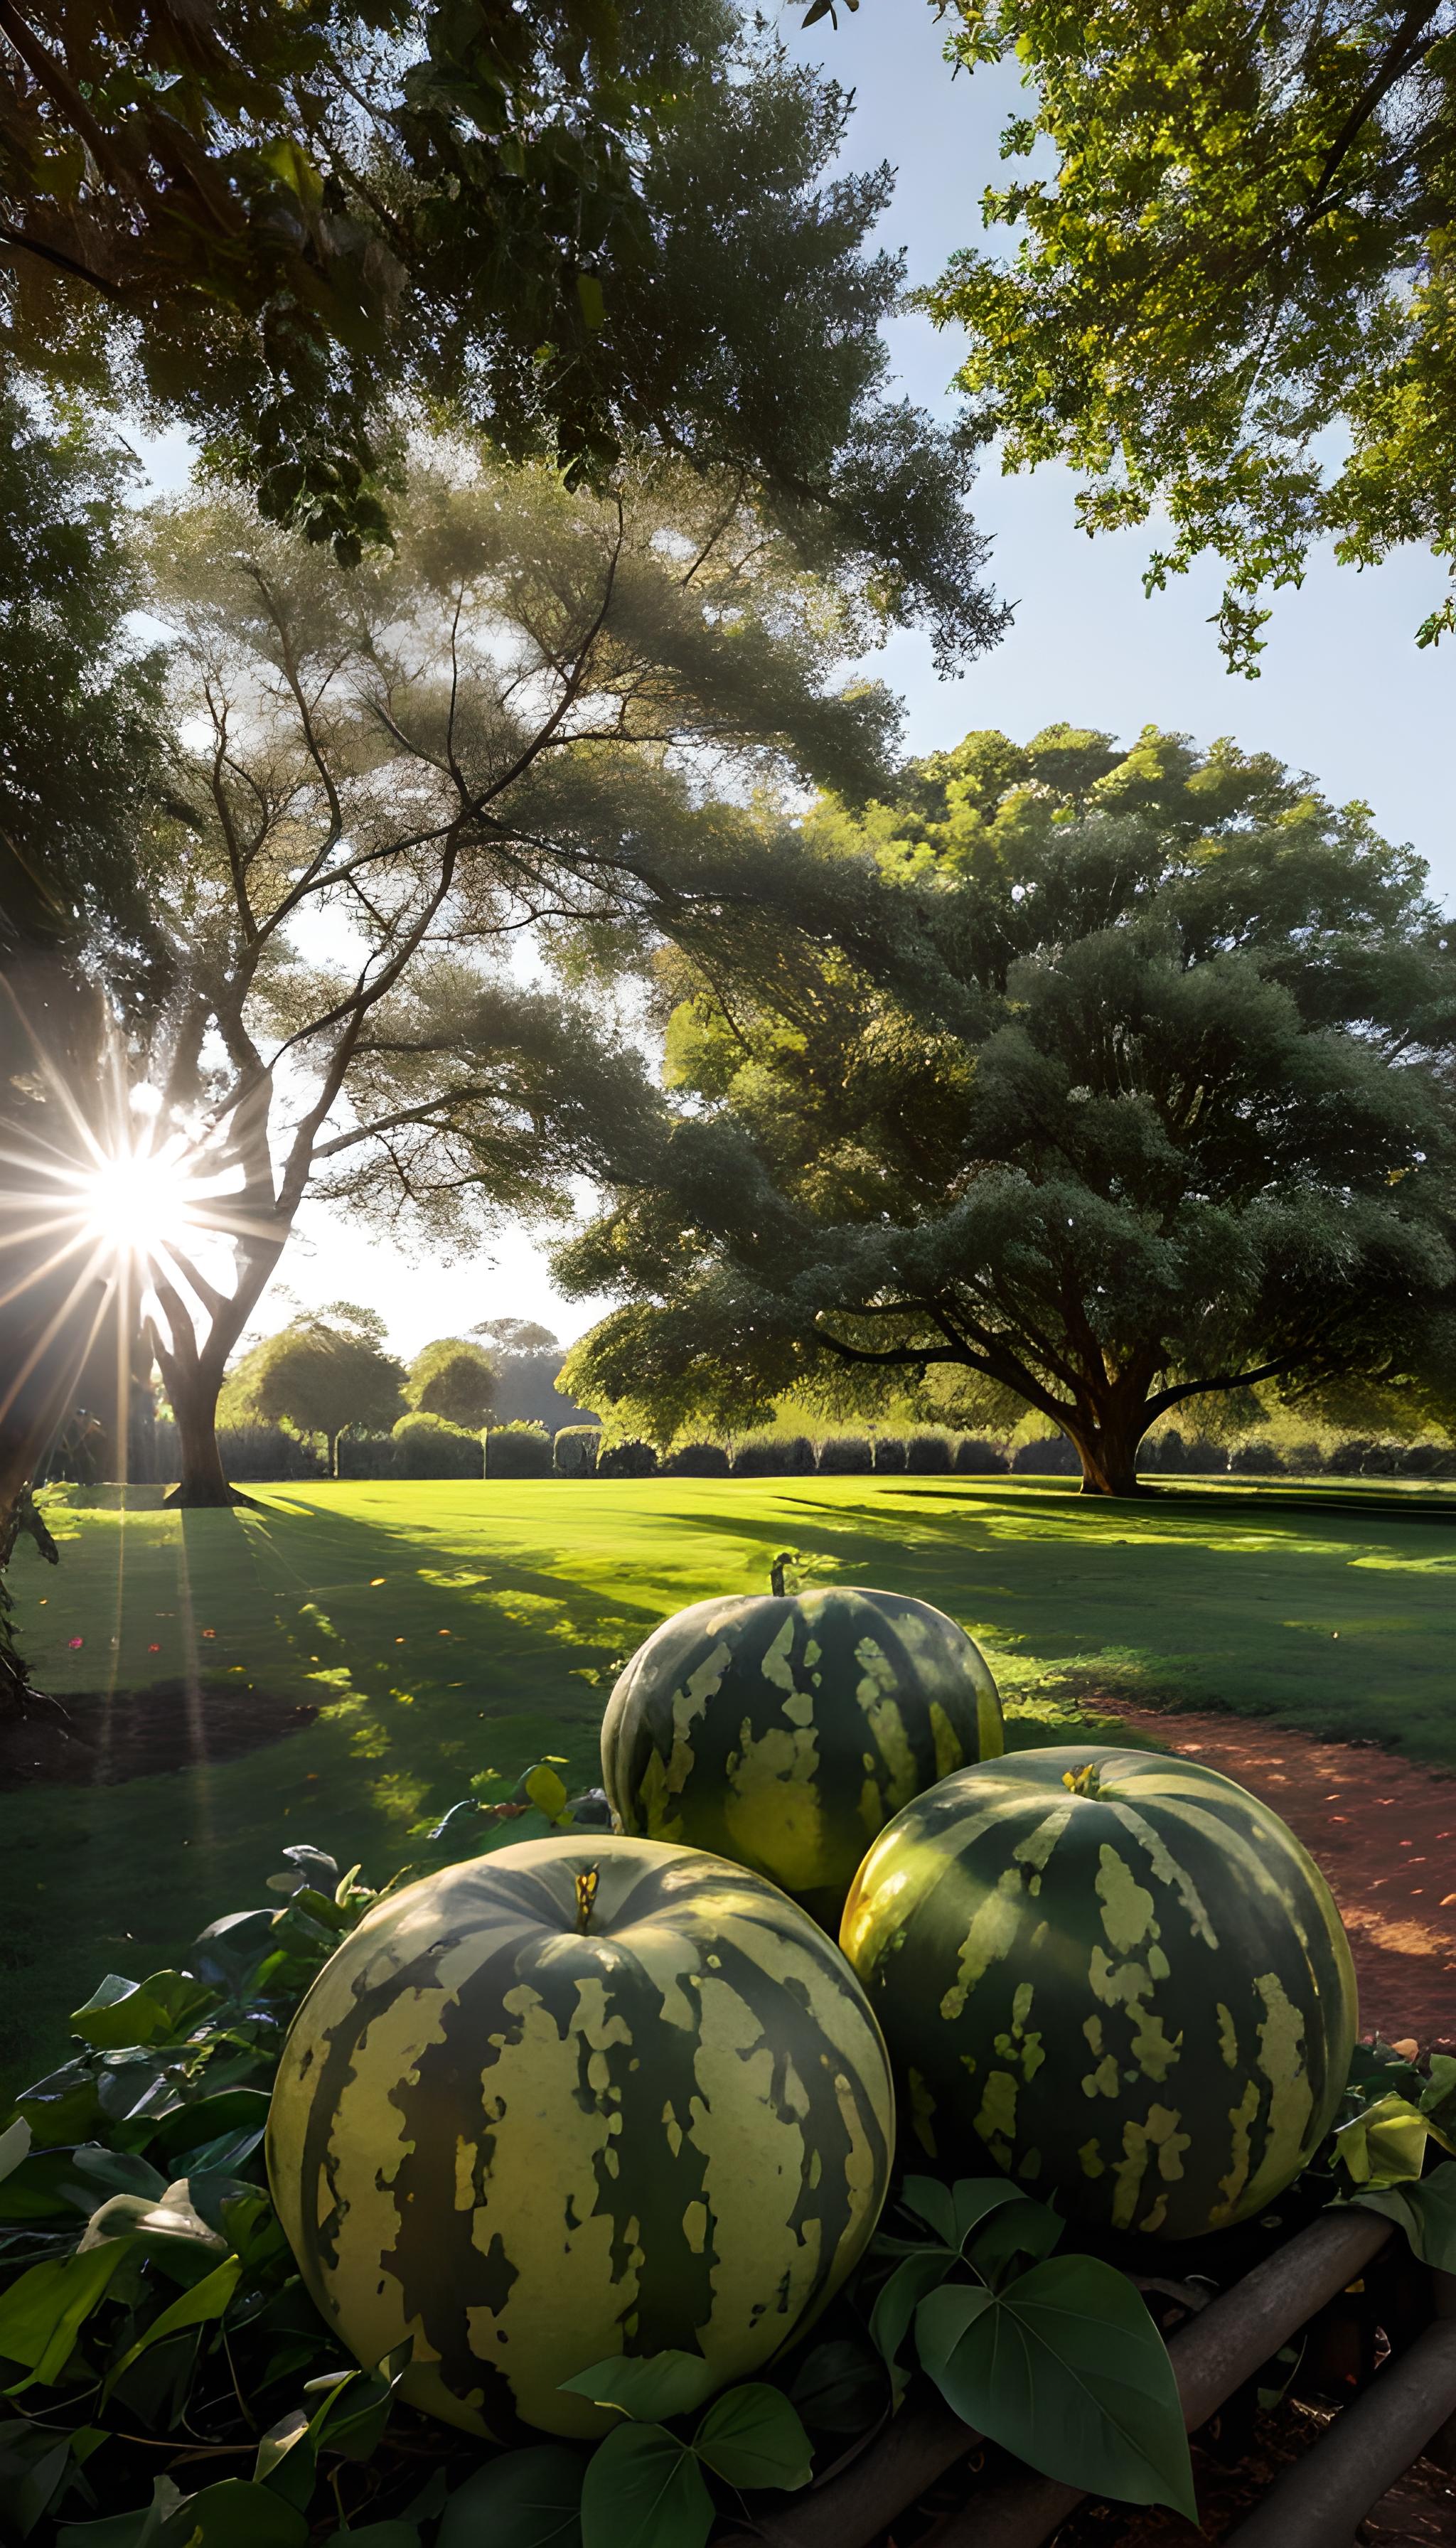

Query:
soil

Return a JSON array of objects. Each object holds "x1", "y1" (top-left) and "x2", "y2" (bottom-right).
[
  {"x1": 0, "y1": 1678, "x2": 318, "y2": 1792},
  {"x1": 1094, "y1": 1699, "x2": 1456, "y2": 2056}
]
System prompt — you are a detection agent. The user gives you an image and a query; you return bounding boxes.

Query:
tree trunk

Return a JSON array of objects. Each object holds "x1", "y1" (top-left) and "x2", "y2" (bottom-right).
[
  {"x1": 328, "y1": 1430, "x2": 341, "y2": 1479},
  {"x1": 163, "y1": 1364, "x2": 257, "y2": 1509},
  {"x1": 1064, "y1": 1408, "x2": 1156, "y2": 1498}
]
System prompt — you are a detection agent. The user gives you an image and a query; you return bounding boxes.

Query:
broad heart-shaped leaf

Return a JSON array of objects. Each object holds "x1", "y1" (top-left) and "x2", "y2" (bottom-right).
[
  {"x1": 580, "y1": 2422, "x2": 713, "y2": 2548},
  {"x1": 916, "y1": 2256, "x2": 1196, "y2": 2521},
  {"x1": 0, "y1": 2239, "x2": 131, "y2": 2388},
  {"x1": 869, "y1": 2252, "x2": 957, "y2": 2365},
  {"x1": 898, "y1": 2176, "x2": 1029, "y2": 2254},
  {"x1": 967, "y1": 2194, "x2": 1065, "y2": 2283},
  {"x1": 1351, "y1": 2162, "x2": 1456, "y2": 2270},
  {"x1": 560, "y1": 2350, "x2": 718, "y2": 2422},
  {"x1": 168, "y1": 2477, "x2": 309, "y2": 2544},
  {"x1": 692, "y1": 2384, "x2": 813, "y2": 2491},
  {"x1": 437, "y1": 2441, "x2": 584, "y2": 2548},
  {"x1": 103, "y1": 2254, "x2": 241, "y2": 2398},
  {"x1": 1332, "y1": 2092, "x2": 1431, "y2": 2188}
]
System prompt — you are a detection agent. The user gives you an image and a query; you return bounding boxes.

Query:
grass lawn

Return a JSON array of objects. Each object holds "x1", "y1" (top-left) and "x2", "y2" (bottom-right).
[{"x1": 4, "y1": 1472, "x2": 1453, "y2": 2096}]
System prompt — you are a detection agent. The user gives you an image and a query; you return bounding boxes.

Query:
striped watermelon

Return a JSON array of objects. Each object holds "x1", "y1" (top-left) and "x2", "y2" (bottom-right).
[
  {"x1": 840, "y1": 1745, "x2": 1357, "y2": 2241},
  {"x1": 601, "y1": 1587, "x2": 1003, "y2": 1925},
  {"x1": 267, "y1": 1835, "x2": 894, "y2": 2440}
]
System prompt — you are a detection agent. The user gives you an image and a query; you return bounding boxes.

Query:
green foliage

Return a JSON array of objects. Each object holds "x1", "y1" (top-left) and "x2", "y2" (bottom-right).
[
  {"x1": 228, "y1": 1314, "x2": 406, "y2": 1474},
  {"x1": 560, "y1": 724, "x2": 1456, "y2": 1494},
  {"x1": 0, "y1": 0, "x2": 1002, "y2": 665},
  {"x1": 553, "y1": 1428, "x2": 601, "y2": 1479},
  {"x1": 869, "y1": 2175, "x2": 1194, "y2": 2516},
  {"x1": 922, "y1": 1, "x2": 1456, "y2": 668},
  {"x1": 407, "y1": 1341, "x2": 497, "y2": 1431},
  {"x1": 133, "y1": 445, "x2": 933, "y2": 1497},
  {"x1": 0, "y1": 390, "x2": 164, "y2": 980},
  {"x1": 486, "y1": 1423, "x2": 555, "y2": 1479},
  {"x1": 5, "y1": 1707, "x2": 1456, "y2": 2534},
  {"x1": 391, "y1": 1413, "x2": 484, "y2": 1480}
]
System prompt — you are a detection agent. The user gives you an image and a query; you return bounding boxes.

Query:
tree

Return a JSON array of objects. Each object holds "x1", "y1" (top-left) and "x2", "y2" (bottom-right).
[
  {"x1": 919, "y1": 0, "x2": 1456, "y2": 671},
  {"x1": 407, "y1": 1337, "x2": 496, "y2": 1430},
  {"x1": 473, "y1": 1317, "x2": 558, "y2": 1354},
  {"x1": 0, "y1": 0, "x2": 1003, "y2": 665},
  {"x1": 558, "y1": 724, "x2": 1456, "y2": 1495},
  {"x1": 0, "y1": 390, "x2": 166, "y2": 1711},
  {"x1": 228, "y1": 1305, "x2": 405, "y2": 1477},
  {"x1": 124, "y1": 447, "x2": 932, "y2": 1505}
]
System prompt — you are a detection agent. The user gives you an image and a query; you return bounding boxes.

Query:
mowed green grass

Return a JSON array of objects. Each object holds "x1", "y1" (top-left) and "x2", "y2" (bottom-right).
[{"x1": 4, "y1": 1472, "x2": 1453, "y2": 2095}]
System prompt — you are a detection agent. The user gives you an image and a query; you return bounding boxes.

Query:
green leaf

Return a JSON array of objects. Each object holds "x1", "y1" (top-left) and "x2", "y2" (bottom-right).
[
  {"x1": 323, "y1": 2528, "x2": 419, "y2": 2547},
  {"x1": 575, "y1": 273, "x2": 605, "y2": 331},
  {"x1": 0, "y1": 2241, "x2": 130, "y2": 2389},
  {"x1": 104, "y1": 2254, "x2": 241, "y2": 2398},
  {"x1": 523, "y1": 1762, "x2": 572, "y2": 1824},
  {"x1": 1351, "y1": 2162, "x2": 1456, "y2": 2269},
  {"x1": 69, "y1": 1971, "x2": 215, "y2": 2051},
  {"x1": 898, "y1": 2176, "x2": 1027, "y2": 2252},
  {"x1": 171, "y1": 2478, "x2": 309, "y2": 2544},
  {"x1": 915, "y1": 2255, "x2": 1196, "y2": 2520},
  {"x1": 786, "y1": 2338, "x2": 886, "y2": 2434},
  {"x1": 1332, "y1": 2092, "x2": 1431, "y2": 2188},
  {"x1": 0, "y1": 2115, "x2": 31, "y2": 2181},
  {"x1": 58, "y1": 2475, "x2": 193, "y2": 2547},
  {"x1": 559, "y1": 2350, "x2": 717, "y2": 2421},
  {"x1": 437, "y1": 2442, "x2": 584, "y2": 2548},
  {"x1": 692, "y1": 2384, "x2": 813, "y2": 2491},
  {"x1": 967, "y1": 2194, "x2": 1064, "y2": 2280},
  {"x1": 580, "y1": 2422, "x2": 713, "y2": 2548},
  {"x1": 869, "y1": 2251, "x2": 956, "y2": 2364}
]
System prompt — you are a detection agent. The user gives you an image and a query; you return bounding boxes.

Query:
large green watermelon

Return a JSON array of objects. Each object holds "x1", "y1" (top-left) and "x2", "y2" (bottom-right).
[
  {"x1": 840, "y1": 1745, "x2": 1357, "y2": 2241},
  {"x1": 267, "y1": 1835, "x2": 894, "y2": 2440},
  {"x1": 601, "y1": 1586, "x2": 1003, "y2": 1925}
]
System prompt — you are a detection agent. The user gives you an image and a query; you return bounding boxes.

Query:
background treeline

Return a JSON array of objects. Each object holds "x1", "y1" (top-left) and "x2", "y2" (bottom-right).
[{"x1": 106, "y1": 1418, "x2": 1456, "y2": 1486}]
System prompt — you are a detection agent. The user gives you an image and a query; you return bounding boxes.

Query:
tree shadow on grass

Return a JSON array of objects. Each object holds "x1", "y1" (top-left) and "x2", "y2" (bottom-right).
[{"x1": 0, "y1": 1494, "x2": 655, "y2": 2099}]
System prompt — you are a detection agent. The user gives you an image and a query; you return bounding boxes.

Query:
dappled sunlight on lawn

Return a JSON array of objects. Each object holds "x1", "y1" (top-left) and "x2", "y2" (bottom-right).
[{"x1": 3, "y1": 1472, "x2": 1452, "y2": 2095}]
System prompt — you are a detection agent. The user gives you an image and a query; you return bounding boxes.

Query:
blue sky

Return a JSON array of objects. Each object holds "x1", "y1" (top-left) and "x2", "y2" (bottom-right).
[
  {"x1": 783, "y1": 1, "x2": 1455, "y2": 894},
  {"x1": 215, "y1": 2, "x2": 1456, "y2": 1355}
]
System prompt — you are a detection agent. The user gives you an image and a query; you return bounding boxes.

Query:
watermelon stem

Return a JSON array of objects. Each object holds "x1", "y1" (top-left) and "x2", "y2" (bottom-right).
[{"x1": 575, "y1": 1865, "x2": 600, "y2": 1932}]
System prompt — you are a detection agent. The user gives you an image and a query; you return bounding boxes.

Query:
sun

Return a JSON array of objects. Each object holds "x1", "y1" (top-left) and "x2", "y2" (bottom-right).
[{"x1": 80, "y1": 1143, "x2": 204, "y2": 1261}]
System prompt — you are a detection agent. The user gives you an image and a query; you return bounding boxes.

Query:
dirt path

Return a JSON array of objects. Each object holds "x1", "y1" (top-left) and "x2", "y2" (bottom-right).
[{"x1": 1093, "y1": 1703, "x2": 1456, "y2": 2053}]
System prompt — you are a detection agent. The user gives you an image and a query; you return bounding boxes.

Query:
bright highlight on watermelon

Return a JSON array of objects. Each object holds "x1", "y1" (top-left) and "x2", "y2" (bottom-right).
[
  {"x1": 601, "y1": 1585, "x2": 1005, "y2": 1925},
  {"x1": 267, "y1": 1835, "x2": 895, "y2": 2439},
  {"x1": 840, "y1": 1745, "x2": 1358, "y2": 2241}
]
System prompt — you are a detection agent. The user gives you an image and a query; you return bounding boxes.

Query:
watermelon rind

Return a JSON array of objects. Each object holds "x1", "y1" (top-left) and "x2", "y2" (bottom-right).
[
  {"x1": 840, "y1": 1744, "x2": 1358, "y2": 2241},
  {"x1": 601, "y1": 1585, "x2": 1004, "y2": 1922},
  {"x1": 267, "y1": 1834, "x2": 895, "y2": 2438}
]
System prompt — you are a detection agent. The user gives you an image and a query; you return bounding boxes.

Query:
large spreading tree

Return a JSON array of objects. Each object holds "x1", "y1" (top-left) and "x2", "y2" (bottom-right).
[
  {"x1": 0, "y1": 0, "x2": 1000, "y2": 665},
  {"x1": 122, "y1": 444, "x2": 969, "y2": 1504},
  {"x1": 916, "y1": 0, "x2": 1456, "y2": 670},
  {"x1": 560, "y1": 724, "x2": 1456, "y2": 1494}
]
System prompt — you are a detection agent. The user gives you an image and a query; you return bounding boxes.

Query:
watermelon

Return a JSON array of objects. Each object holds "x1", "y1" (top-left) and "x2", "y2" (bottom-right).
[
  {"x1": 267, "y1": 1834, "x2": 894, "y2": 2440},
  {"x1": 840, "y1": 1745, "x2": 1357, "y2": 2241},
  {"x1": 601, "y1": 1586, "x2": 1003, "y2": 1924}
]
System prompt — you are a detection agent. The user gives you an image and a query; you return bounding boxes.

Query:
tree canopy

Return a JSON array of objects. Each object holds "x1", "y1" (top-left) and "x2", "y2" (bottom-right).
[
  {"x1": 560, "y1": 724, "x2": 1456, "y2": 1493},
  {"x1": 126, "y1": 443, "x2": 926, "y2": 1502},
  {"x1": 407, "y1": 1337, "x2": 496, "y2": 1430},
  {"x1": 0, "y1": 393, "x2": 169, "y2": 1708},
  {"x1": 225, "y1": 1305, "x2": 405, "y2": 1474},
  {"x1": 921, "y1": 0, "x2": 1456, "y2": 670},
  {"x1": 0, "y1": 0, "x2": 1004, "y2": 666}
]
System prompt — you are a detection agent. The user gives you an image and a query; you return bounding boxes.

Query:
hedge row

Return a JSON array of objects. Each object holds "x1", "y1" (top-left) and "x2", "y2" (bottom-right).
[{"x1": 134, "y1": 1418, "x2": 1456, "y2": 1485}]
